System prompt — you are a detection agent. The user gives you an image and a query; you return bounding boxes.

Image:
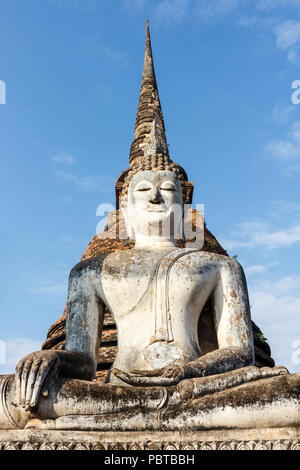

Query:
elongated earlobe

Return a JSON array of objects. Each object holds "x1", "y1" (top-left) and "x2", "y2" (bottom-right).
[{"x1": 120, "y1": 195, "x2": 134, "y2": 245}]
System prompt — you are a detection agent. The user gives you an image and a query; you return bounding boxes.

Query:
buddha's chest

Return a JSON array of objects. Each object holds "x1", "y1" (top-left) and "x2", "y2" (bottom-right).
[
  {"x1": 97, "y1": 249, "x2": 219, "y2": 371},
  {"x1": 97, "y1": 249, "x2": 218, "y2": 326}
]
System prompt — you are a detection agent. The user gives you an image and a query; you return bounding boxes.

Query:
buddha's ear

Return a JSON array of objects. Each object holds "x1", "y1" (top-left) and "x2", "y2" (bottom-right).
[
  {"x1": 119, "y1": 195, "x2": 134, "y2": 245},
  {"x1": 119, "y1": 194, "x2": 128, "y2": 223}
]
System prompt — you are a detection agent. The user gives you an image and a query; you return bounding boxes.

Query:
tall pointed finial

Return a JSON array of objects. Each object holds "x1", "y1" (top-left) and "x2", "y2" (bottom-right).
[
  {"x1": 129, "y1": 19, "x2": 169, "y2": 164},
  {"x1": 142, "y1": 19, "x2": 156, "y2": 85}
]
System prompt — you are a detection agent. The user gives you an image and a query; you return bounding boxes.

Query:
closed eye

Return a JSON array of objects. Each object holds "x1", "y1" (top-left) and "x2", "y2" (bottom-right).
[
  {"x1": 160, "y1": 187, "x2": 176, "y2": 192},
  {"x1": 136, "y1": 187, "x2": 152, "y2": 192}
]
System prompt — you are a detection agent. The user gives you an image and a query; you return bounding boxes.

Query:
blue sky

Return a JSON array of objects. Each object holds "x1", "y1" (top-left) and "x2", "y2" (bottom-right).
[{"x1": 1, "y1": 0, "x2": 300, "y2": 373}]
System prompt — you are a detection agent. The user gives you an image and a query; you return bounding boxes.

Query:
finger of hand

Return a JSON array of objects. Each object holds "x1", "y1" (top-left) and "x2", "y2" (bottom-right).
[
  {"x1": 41, "y1": 366, "x2": 55, "y2": 398},
  {"x1": 111, "y1": 368, "x2": 122, "y2": 376},
  {"x1": 30, "y1": 360, "x2": 53, "y2": 409},
  {"x1": 15, "y1": 359, "x2": 25, "y2": 405},
  {"x1": 170, "y1": 368, "x2": 181, "y2": 379},
  {"x1": 115, "y1": 369, "x2": 177, "y2": 386},
  {"x1": 130, "y1": 368, "x2": 163, "y2": 377},
  {"x1": 111, "y1": 368, "x2": 133, "y2": 383},
  {"x1": 138, "y1": 376, "x2": 177, "y2": 386},
  {"x1": 21, "y1": 360, "x2": 33, "y2": 407},
  {"x1": 116, "y1": 372, "x2": 148, "y2": 385},
  {"x1": 111, "y1": 368, "x2": 148, "y2": 385},
  {"x1": 25, "y1": 359, "x2": 42, "y2": 408},
  {"x1": 274, "y1": 366, "x2": 289, "y2": 375},
  {"x1": 142, "y1": 376, "x2": 177, "y2": 386},
  {"x1": 163, "y1": 364, "x2": 185, "y2": 380},
  {"x1": 161, "y1": 367, "x2": 172, "y2": 378}
]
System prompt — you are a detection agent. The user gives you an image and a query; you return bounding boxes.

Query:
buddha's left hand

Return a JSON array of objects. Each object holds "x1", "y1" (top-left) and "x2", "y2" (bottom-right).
[{"x1": 112, "y1": 360, "x2": 187, "y2": 386}]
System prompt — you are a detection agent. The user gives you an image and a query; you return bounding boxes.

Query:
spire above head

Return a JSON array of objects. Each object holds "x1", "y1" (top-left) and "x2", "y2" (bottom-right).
[
  {"x1": 142, "y1": 19, "x2": 157, "y2": 87},
  {"x1": 129, "y1": 19, "x2": 169, "y2": 164},
  {"x1": 116, "y1": 20, "x2": 192, "y2": 204}
]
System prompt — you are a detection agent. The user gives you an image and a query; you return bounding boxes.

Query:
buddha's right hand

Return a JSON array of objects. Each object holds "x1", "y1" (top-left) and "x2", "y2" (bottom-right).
[{"x1": 15, "y1": 350, "x2": 61, "y2": 411}]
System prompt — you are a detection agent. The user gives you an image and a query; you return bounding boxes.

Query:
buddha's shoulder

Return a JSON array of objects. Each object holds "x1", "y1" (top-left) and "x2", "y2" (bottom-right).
[
  {"x1": 174, "y1": 250, "x2": 240, "y2": 271},
  {"x1": 69, "y1": 249, "x2": 161, "y2": 278},
  {"x1": 69, "y1": 254, "x2": 107, "y2": 278}
]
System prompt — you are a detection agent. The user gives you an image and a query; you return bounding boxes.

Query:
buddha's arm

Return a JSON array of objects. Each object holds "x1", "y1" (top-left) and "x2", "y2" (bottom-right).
[
  {"x1": 184, "y1": 258, "x2": 254, "y2": 378},
  {"x1": 64, "y1": 261, "x2": 104, "y2": 374},
  {"x1": 186, "y1": 258, "x2": 255, "y2": 376},
  {"x1": 15, "y1": 261, "x2": 104, "y2": 410}
]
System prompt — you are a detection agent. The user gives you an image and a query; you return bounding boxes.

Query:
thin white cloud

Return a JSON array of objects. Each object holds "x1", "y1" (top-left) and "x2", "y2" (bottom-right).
[
  {"x1": 154, "y1": 0, "x2": 190, "y2": 23},
  {"x1": 52, "y1": 151, "x2": 75, "y2": 165},
  {"x1": 122, "y1": 0, "x2": 145, "y2": 10},
  {"x1": 249, "y1": 274, "x2": 300, "y2": 372},
  {"x1": 103, "y1": 45, "x2": 128, "y2": 63},
  {"x1": 184, "y1": 1, "x2": 300, "y2": 65},
  {"x1": 84, "y1": 35, "x2": 128, "y2": 63},
  {"x1": 0, "y1": 337, "x2": 42, "y2": 375},
  {"x1": 254, "y1": 0, "x2": 295, "y2": 10},
  {"x1": 274, "y1": 20, "x2": 300, "y2": 50},
  {"x1": 245, "y1": 261, "x2": 279, "y2": 276},
  {"x1": 195, "y1": 0, "x2": 240, "y2": 20},
  {"x1": 152, "y1": 0, "x2": 300, "y2": 24},
  {"x1": 271, "y1": 102, "x2": 295, "y2": 126},
  {"x1": 28, "y1": 279, "x2": 67, "y2": 295},
  {"x1": 270, "y1": 200, "x2": 300, "y2": 218},
  {"x1": 222, "y1": 219, "x2": 300, "y2": 251},
  {"x1": 145, "y1": 0, "x2": 300, "y2": 29},
  {"x1": 246, "y1": 264, "x2": 268, "y2": 275},
  {"x1": 26, "y1": 268, "x2": 70, "y2": 299},
  {"x1": 56, "y1": 170, "x2": 115, "y2": 193},
  {"x1": 260, "y1": 275, "x2": 300, "y2": 294},
  {"x1": 221, "y1": 200, "x2": 300, "y2": 252},
  {"x1": 238, "y1": 15, "x2": 260, "y2": 28},
  {"x1": 51, "y1": 0, "x2": 96, "y2": 12},
  {"x1": 273, "y1": 20, "x2": 300, "y2": 63},
  {"x1": 264, "y1": 121, "x2": 300, "y2": 175}
]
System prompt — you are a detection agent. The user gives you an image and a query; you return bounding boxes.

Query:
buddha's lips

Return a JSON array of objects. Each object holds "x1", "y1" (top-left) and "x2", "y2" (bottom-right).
[
  {"x1": 146, "y1": 209, "x2": 166, "y2": 213},
  {"x1": 145, "y1": 205, "x2": 168, "y2": 213}
]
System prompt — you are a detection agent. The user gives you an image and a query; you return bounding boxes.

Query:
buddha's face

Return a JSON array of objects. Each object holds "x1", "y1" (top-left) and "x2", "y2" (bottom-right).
[{"x1": 125, "y1": 170, "x2": 183, "y2": 245}]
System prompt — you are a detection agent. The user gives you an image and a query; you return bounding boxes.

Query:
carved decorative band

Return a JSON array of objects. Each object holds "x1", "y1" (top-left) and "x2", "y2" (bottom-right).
[{"x1": 0, "y1": 439, "x2": 300, "y2": 451}]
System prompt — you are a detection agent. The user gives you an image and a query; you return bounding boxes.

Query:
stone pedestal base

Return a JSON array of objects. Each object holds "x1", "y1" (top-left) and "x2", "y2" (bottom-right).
[{"x1": 0, "y1": 427, "x2": 299, "y2": 450}]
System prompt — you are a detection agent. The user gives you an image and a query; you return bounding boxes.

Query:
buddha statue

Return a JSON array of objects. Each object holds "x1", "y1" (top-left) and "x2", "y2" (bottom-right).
[{"x1": 0, "y1": 21, "x2": 299, "y2": 433}]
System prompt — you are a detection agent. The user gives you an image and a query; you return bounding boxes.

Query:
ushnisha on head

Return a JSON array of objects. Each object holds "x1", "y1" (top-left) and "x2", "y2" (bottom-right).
[
  {"x1": 120, "y1": 152, "x2": 188, "y2": 203},
  {"x1": 121, "y1": 170, "x2": 185, "y2": 250}
]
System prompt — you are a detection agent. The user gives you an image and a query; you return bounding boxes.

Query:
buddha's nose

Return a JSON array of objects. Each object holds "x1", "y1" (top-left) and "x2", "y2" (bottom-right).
[{"x1": 149, "y1": 187, "x2": 162, "y2": 204}]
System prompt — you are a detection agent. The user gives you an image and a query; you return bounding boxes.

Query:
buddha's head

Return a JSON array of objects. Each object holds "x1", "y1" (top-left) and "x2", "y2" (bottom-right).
[{"x1": 121, "y1": 170, "x2": 185, "y2": 249}]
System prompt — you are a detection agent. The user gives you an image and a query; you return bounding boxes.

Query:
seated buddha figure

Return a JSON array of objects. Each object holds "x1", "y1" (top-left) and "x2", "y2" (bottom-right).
[
  {"x1": 0, "y1": 21, "x2": 299, "y2": 432},
  {"x1": 0, "y1": 164, "x2": 299, "y2": 432}
]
